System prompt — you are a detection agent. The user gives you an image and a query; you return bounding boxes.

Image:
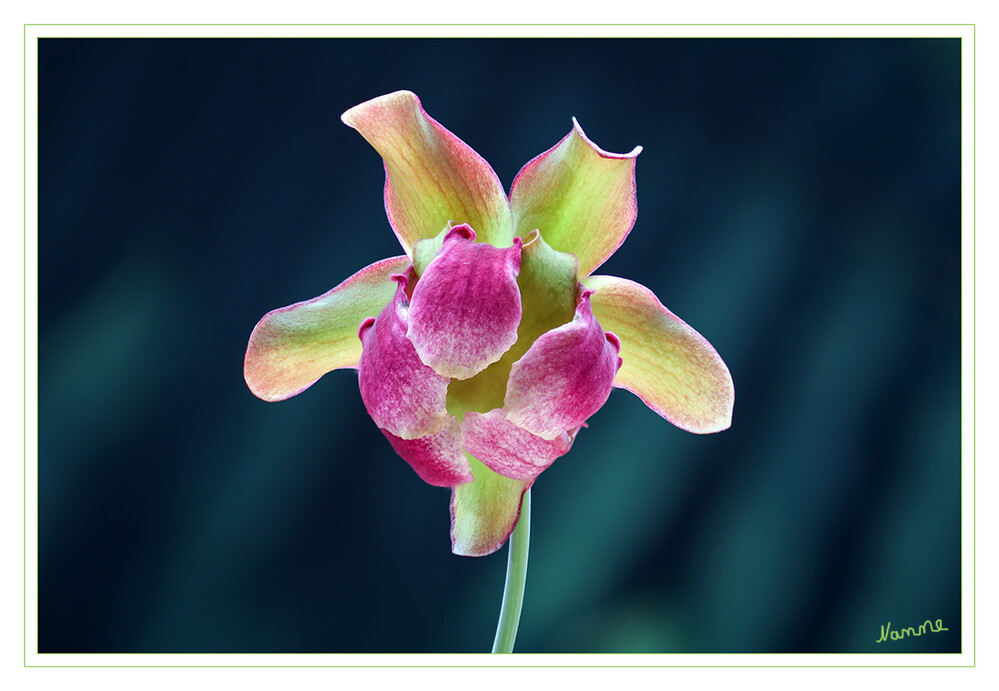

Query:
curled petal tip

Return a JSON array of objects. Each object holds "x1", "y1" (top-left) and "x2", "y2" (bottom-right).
[
  {"x1": 444, "y1": 223, "x2": 476, "y2": 243},
  {"x1": 571, "y1": 117, "x2": 643, "y2": 159},
  {"x1": 340, "y1": 89, "x2": 420, "y2": 127},
  {"x1": 605, "y1": 330, "x2": 622, "y2": 354},
  {"x1": 357, "y1": 316, "x2": 376, "y2": 341},
  {"x1": 521, "y1": 228, "x2": 541, "y2": 245}
]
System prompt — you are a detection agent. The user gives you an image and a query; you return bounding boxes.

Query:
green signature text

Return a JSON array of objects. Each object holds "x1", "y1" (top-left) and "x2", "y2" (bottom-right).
[{"x1": 876, "y1": 619, "x2": 949, "y2": 643}]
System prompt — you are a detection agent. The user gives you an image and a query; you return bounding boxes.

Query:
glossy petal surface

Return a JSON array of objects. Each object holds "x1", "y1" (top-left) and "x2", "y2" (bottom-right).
[
  {"x1": 504, "y1": 291, "x2": 622, "y2": 440},
  {"x1": 358, "y1": 276, "x2": 450, "y2": 439},
  {"x1": 510, "y1": 119, "x2": 640, "y2": 276},
  {"x1": 408, "y1": 225, "x2": 523, "y2": 380},
  {"x1": 462, "y1": 409, "x2": 575, "y2": 482},
  {"x1": 582, "y1": 275, "x2": 734, "y2": 433},
  {"x1": 450, "y1": 455, "x2": 530, "y2": 557},
  {"x1": 381, "y1": 415, "x2": 473, "y2": 487},
  {"x1": 245, "y1": 255, "x2": 411, "y2": 402},
  {"x1": 341, "y1": 90, "x2": 514, "y2": 252}
]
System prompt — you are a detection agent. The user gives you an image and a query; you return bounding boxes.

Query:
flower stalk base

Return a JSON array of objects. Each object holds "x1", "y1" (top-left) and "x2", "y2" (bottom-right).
[{"x1": 491, "y1": 489, "x2": 531, "y2": 653}]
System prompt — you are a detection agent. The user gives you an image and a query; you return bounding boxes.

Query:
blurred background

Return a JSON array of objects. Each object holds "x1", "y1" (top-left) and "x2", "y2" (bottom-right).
[{"x1": 37, "y1": 37, "x2": 961, "y2": 654}]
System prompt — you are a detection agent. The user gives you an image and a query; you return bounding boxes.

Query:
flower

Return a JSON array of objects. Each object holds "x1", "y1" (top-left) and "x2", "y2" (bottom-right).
[{"x1": 244, "y1": 91, "x2": 734, "y2": 557}]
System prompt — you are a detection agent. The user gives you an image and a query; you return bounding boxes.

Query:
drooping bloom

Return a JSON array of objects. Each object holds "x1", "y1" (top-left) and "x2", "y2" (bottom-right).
[{"x1": 244, "y1": 91, "x2": 734, "y2": 556}]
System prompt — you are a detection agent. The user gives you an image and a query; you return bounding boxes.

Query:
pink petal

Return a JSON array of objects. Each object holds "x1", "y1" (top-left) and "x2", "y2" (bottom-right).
[
  {"x1": 581, "y1": 275, "x2": 734, "y2": 433},
  {"x1": 245, "y1": 255, "x2": 411, "y2": 402},
  {"x1": 504, "y1": 289, "x2": 622, "y2": 440},
  {"x1": 408, "y1": 225, "x2": 523, "y2": 380},
  {"x1": 341, "y1": 90, "x2": 514, "y2": 253},
  {"x1": 357, "y1": 274, "x2": 451, "y2": 440},
  {"x1": 509, "y1": 118, "x2": 641, "y2": 277},
  {"x1": 380, "y1": 415, "x2": 473, "y2": 487},
  {"x1": 461, "y1": 409, "x2": 575, "y2": 482}
]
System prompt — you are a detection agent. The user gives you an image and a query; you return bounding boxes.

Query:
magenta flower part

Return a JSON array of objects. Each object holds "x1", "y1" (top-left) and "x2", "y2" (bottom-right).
[
  {"x1": 408, "y1": 225, "x2": 523, "y2": 380},
  {"x1": 382, "y1": 415, "x2": 473, "y2": 488},
  {"x1": 503, "y1": 289, "x2": 622, "y2": 440},
  {"x1": 357, "y1": 273, "x2": 450, "y2": 440},
  {"x1": 461, "y1": 409, "x2": 577, "y2": 482},
  {"x1": 244, "y1": 90, "x2": 734, "y2": 557}
]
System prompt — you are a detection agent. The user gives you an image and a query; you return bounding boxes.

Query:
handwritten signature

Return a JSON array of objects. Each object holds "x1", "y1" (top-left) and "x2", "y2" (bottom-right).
[{"x1": 876, "y1": 619, "x2": 949, "y2": 643}]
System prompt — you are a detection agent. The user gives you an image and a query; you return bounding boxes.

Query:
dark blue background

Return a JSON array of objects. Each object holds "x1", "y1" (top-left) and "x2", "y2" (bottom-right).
[{"x1": 38, "y1": 38, "x2": 962, "y2": 653}]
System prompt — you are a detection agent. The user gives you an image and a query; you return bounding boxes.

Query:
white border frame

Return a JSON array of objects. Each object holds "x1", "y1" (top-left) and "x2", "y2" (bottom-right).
[{"x1": 22, "y1": 22, "x2": 976, "y2": 669}]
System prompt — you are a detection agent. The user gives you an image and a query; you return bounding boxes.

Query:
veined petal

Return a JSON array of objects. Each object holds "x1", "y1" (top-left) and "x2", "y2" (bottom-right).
[
  {"x1": 341, "y1": 90, "x2": 514, "y2": 253},
  {"x1": 358, "y1": 275, "x2": 450, "y2": 440},
  {"x1": 450, "y1": 454, "x2": 530, "y2": 557},
  {"x1": 581, "y1": 275, "x2": 734, "y2": 433},
  {"x1": 514, "y1": 229, "x2": 579, "y2": 352},
  {"x1": 444, "y1": 229, "x2": 578, "y2": 417},
  {"x1": 381, "y1": 415, "x2": 473, "y2": 487},
  {"x1": 462, "y1": 409, "x2": 575, "y2": 482},
  {"x1": 408, "y1": 225, "x2": 523, "y2": 380},
  {"x1": 504, "y1": 290, "x2": 622, "y2": 440},
  {"x1": 245, "y1": 255, "x2": 411, "y2": 402},
  {"x1": 509, "y1": 119, "x2": 641, "y2": 276}
]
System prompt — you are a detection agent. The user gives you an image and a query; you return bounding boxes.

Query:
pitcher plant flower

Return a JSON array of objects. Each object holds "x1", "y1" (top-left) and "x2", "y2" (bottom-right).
[{"x1": 244, "y1": 91, "x2": 734, "y2": 561}]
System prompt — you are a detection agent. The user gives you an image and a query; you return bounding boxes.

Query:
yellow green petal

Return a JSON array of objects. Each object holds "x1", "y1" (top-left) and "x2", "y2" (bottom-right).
[
  {"x1": 510, "y1": 119, "x2": 640, "y2": 276},
  {"x1": 244, "y1": 255, "x2": 410, "y2": 402},
  {"x1": 450, "y1": 454, "x2": 530, "y2": 557},
  {"x1": 342, "y1": 90, "x2": 514, "y2": 253},
  {"x1": 582, "y1": 275, "x2": 734, "y2": 433}
]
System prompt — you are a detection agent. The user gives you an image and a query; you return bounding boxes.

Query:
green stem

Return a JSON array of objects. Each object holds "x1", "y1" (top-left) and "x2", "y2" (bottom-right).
[{"x1": 491, "y1": 488, "x2": 531, "y2": 653}]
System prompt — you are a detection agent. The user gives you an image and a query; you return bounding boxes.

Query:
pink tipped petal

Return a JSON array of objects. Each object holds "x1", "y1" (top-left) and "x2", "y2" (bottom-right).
[
  {"x1": 244, "y1": 255, "x2": 411, "y2": 402},
  {"x1": 408, "y1": 225, "x2": 523, "y2": 380},
  {"x1": 504, "y1": 290, "x2": 622, "y2": 440},
  {"x1": 462, "y1": 409, "x2": 575, "y2": 482},
  {"x1": 341, "y1": 90, "x2": 514, "y2": 253},
  {"x1": 443, "y1": 229, "x2": 578, "y2": 417},
  {"x1": 581, "y1": 275, "x2": 734, "y2": 433},
  {"x1": 358, "y1": 275, "x2": 451, "y2": 439},
  {"x1": 381, "y1": 415, "x2": 473, "y2": 487},
  {"x1": 450, "y1": 455, "x2": 530, "y2": 557},
  {"x1": 509, "y1": 118, "x2": 641, "y2": 276}
]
